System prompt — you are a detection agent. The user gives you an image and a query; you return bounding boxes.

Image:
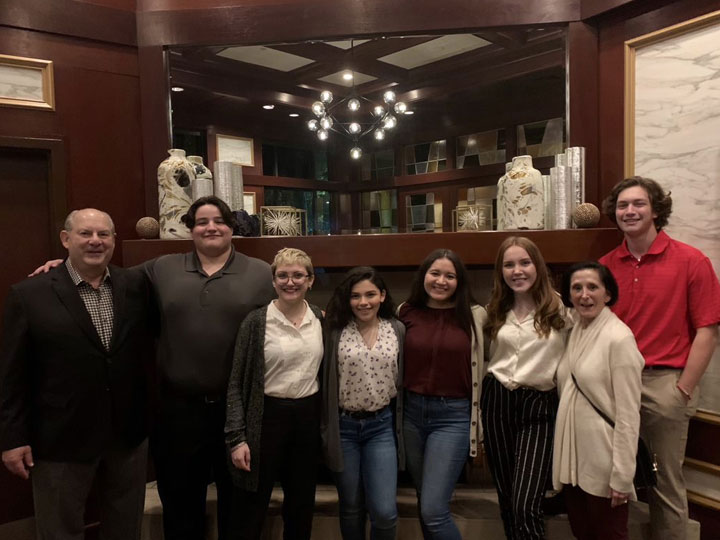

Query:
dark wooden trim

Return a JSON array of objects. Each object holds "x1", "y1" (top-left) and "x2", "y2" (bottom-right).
[
  {"x1": 0, "y1": 136, "x2": 67, "y2": 258},
  {"x1": 138, "y1": 46, "x2": 171, "y2": 218},
  {"x1": 0, "y1": 0, "x2": 136, "y2": 46},
  {"x1": 136, "y1": 1, "x2": 580, "y2": 48},
  {"x1": 123, "y1": 228, "x2": 622, "y2": 268},
  {"x1": 581, "y1": 0, "x2": 636, "y2": 20},
  {"x1": 567, "y1": 21, "x2": 600, "y2": 205}
]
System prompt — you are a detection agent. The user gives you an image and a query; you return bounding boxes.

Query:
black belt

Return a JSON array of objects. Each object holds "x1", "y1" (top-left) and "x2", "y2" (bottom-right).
[
  {"x1": 643, "y1": 365, "x2": 680, "y2": 371},
  {"x1": 340, "y1": 406, "x2": 388, "y2": 419}
]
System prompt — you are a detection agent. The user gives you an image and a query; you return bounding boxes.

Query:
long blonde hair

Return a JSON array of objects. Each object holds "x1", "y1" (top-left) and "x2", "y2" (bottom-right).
[{"x1": 485, "y1": 236, "x2": 565, "y2": 339}]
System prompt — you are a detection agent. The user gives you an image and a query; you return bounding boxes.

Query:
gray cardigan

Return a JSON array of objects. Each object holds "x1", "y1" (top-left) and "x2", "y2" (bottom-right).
[
  {"x1": 321, "y1": 318, "x2": 406, "y2": 473},
  {"x1": 224, "y1": 302, "x2": 324, "y2": 491}
]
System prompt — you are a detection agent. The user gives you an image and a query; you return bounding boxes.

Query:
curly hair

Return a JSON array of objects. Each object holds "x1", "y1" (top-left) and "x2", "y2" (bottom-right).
[
  {"x1": 485, "y1": 236, "x2": 565, "y2": 340},
  {"x1": 324, "y1": 266, "x2": 395, "y2": 331},
  {"x1": 602, "y1": 176, "x2": 672, "y2": 230},
  {"x1": 406, "y1": 249, "x2": 478, "y2": 340}
]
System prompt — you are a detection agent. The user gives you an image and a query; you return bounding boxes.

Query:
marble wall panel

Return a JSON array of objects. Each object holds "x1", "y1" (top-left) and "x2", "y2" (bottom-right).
[{"x1": 633, "y1": 19, "x2": 720, "y2": 413}]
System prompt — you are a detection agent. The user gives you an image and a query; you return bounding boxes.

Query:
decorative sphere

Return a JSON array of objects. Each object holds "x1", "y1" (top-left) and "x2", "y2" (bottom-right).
[
  {"x1": 349, "y1": 122, "x2": 361, "y2": 134},
  {"x1": 383, "y1": 114, "x2": 397, "y2": 130},
  {"x1": 136, "y1": 217, "x2": 160, "y2": 239},
  {"x1": 307, "y1": 119, "x2": 318, "y2": 131},
  {"x1": 383, "y1": 90, "x2": 396, "y2": 104},
  {"x1": 320, "y1": 116, "x2": 333, "y2": 130},
  {"x1": 374, "y1": 128, "x2": 385, "y2": 141},
  {"x1": 373, "y1": 105, "x2": 385, "y2": 117},
  {"x1": 317, "y1": 129, "x2": 329, "y2": 141},
  {"x1": 348, "y1": 98, "x2": 361, "y2": 112},
  {"x1": 394, "y1": 101, "x2": 407, "y2": 114},
  {"x1": 572, "y1": 203, "x2": 601, "y2": 228},
  {"x1": 350, "y1": 147, "x2": 362, "y2": 160},
  {"x1": 311, "y1": 101, "x2": 325, "y2": 117},
  {"x1": 320, "y1": 90, "x2": 333, "y2": 104}
]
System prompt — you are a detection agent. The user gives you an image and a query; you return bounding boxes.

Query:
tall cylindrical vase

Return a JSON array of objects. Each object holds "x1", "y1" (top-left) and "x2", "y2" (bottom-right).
[
  {"x1": 497, "y1": 155, "x2": 544, "y2": 230},
  {"x1": 157, "y1": 148, "x2": 194, "y2": 239}
]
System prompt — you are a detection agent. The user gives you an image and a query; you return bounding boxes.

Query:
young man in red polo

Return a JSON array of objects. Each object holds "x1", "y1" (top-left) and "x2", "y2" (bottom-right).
[{"x1": 599, "y1": 176, "x2": 720, "y2": 540}]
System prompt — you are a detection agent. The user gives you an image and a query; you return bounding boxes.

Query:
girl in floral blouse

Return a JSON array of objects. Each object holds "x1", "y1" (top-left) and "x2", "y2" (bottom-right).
[{"x1": 321, "y1": 267, "x2": 406, "y2": 540}]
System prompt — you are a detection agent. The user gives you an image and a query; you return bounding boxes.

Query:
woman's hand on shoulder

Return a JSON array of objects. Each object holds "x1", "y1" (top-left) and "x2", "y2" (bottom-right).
[{"x1": 231, "y1": 442, "x2": 251, "y2": 471}]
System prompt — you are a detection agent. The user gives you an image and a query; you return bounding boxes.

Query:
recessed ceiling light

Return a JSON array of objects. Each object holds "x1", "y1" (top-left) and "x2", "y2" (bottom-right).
[
  {"x1": 404, "y1": 110, "x2": 414, "y2": 115},
  {"x1": 289, "y1": 113, "x2": 299, "y2": 117},
  {"x1": 263, "y1": 104, "x2": 275, "y2": 110},
  {"x1": 171, "y1": 86, "x2": 184, "y2": 92},
  {"x1": 342, "y1": 72, "x2": 354, "y2": 81}
]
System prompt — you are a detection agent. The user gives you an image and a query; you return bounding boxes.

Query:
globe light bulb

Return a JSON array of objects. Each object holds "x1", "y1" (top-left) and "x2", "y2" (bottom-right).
[
  {"x1": 394, "y1": 101, "x2": 407, "y2": 114},
  {"x1": 374, "y1": 128, "x2": 385, "y2": 141},
  {"x1": 382, "y1": 90, "x2": 396, "y2": 104},
  {"x1": 317, "y1": 129, "x2": 329, "y2": 141},
  {"x1": 311, "y1": 101, "x2": 325, "y2": 117},
  {"x1": 350, "y1": 147, "x2": 362, "y2": 160},
  {"x1": 383, "y1": 114, "x2": 397, "y2": 130},
  {"x1": 307, "y1": 119, "x2": 318, "y2": 132},
  {"x1": 348, "y1": 98, "x2": 361, "y2": 112},
  {"x1": 320, "y1": 116, "x2": 333, "y2": 130},
  {"x1": 373, "y1": 105, "x2": 385, "y2": 117},
  {"x1": 349, "y1": 122, "x2": 361, "y2": 134},
  {"x1": 320, "y1": 90, "x2": 333, "y2": 104}
]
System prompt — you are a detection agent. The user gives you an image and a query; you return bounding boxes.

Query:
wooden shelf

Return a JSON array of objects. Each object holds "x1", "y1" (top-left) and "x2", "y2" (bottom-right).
[{"x1": 123, "y1": 228, "x2": 622, "y2": 268}]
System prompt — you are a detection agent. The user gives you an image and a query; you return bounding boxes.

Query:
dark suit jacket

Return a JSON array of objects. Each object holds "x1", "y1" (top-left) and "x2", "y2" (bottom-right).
[{"x1": 0, "y1": 263, "x2": 155, "y2": 462}]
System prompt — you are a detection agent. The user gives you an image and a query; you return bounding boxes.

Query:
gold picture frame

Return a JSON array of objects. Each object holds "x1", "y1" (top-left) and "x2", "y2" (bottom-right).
[
  {"x1": 243, "y1": 191, "x2": 256, "y2": 214},
  {"x1": 0, "y1": 54, "x2": 55, "y2": 111},
  {"x1": 216, "y1": 134, "x2": 254, "y2": 166}
]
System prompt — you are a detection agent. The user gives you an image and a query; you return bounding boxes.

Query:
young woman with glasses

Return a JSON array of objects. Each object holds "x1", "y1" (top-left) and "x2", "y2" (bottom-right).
[
  {"x1": 321, "y1": 267, "x2": 405, "y2": 540},
  {"x1": 225, "y1": 248, "x2": 324, "y2": 539}
]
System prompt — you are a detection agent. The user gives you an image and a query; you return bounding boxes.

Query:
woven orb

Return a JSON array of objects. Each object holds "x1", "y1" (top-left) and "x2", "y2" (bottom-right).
[
  {"x1": 136, "y1": 217, "x2": 160, "y2": 239},
  {"x1": 572, "y1": 203, "x2": 601, "y2": 228}
]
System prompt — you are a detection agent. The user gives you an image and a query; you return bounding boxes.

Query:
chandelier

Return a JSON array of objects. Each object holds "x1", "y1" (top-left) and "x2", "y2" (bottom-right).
[{"x1": 307, "y1": 42, "x2": 408, "y2": 160}]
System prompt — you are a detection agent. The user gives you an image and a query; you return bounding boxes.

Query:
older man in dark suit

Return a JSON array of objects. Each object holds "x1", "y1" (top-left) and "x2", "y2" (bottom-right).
[{"x1": 0, "y1": 208, "x2": 154, "y2": 540}]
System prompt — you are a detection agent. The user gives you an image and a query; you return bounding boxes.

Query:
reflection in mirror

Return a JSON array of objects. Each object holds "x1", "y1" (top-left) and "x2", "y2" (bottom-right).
[{"x1": 168, "y1": 28, "x2": 566, "y2": 235}]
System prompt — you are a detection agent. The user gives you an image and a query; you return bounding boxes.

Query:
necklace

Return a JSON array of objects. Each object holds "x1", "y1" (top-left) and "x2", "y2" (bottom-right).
[{"x1": 358, "y1": 320, "x2": 380, "y2": 349}]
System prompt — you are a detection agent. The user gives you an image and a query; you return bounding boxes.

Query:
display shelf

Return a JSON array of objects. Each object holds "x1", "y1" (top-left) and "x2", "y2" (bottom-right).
[{"x1": 123, "y1": 228, "x2": 622, "y2": 268}]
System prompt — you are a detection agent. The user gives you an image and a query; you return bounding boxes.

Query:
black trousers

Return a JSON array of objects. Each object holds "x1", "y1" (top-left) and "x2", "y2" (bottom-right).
[
  {"x1": 151, "y1": 394, "x2": 233, "y2": 540},
  {"x1": 481, "y1": 375, "x2": 558, "y2": 540},
  {"x1": 231, "y1": 393, "x2": 321, "y2": 540}
]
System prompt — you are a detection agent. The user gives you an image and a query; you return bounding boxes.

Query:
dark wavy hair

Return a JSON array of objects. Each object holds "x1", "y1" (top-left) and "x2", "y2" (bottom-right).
[
  {"x1": 325, "y1": 266, "x2": 395, "y2": 331},
  {"x1": 406, "y1": 249, "x2": 478, "y2": 340},
  {"x1": 485, "y1": 236, "x2": 565, "y2": 340},
  {"x1": 602, "y1": 176, "x2": 672, "y2": 230},
  {"x1": 561, "y1": 261, "x2": 619, "y2": 308},
  {"x1": 181, "y1": 195, "x2": 238, "y2": 230}
]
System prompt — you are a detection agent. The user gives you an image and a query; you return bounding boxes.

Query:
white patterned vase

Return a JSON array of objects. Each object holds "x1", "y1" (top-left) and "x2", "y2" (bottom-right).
[
  {"x1": 497, "y1": 155, "x2": 544, "y2": 230},
  {"x1": 157, "y1": 148, "x2": 194, "y2": 239},
  {"x1": 188, "y1": 155, "x2": 214, "y2": 201}
]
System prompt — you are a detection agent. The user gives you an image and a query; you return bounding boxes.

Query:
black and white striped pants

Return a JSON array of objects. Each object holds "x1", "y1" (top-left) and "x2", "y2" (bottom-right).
[{"x1": 481, "y1": 375, "x2": 558, "y2": 540}]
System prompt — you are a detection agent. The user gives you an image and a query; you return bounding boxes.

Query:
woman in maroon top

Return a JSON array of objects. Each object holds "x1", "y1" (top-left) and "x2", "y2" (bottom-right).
[{"x1": 398, "y1": 249, "x2": 486, "y2": 540}]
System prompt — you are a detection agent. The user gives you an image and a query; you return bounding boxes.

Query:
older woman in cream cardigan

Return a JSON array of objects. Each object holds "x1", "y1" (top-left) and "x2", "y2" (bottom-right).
[{"x1": 553, "y1": 262, "x2": 644, "y2": 540}]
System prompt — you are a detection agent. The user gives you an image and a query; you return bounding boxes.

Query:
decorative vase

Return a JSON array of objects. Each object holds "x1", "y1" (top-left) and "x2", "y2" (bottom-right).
[
  {"x1": 497, "y1": 155, "x2": 544, "y2": 230},
  {"x1": 496, "y1": 162, "x2": 512, "y2": 230},
  {"x1": 188, "y1": 155, "x2": 214, "y2": 201},
  {"x1": 157, "y1": 149, "x2": 194, "y2": 239},
  {"x1": 213, "y1": 161, "x2": 244, "y2": 211}
]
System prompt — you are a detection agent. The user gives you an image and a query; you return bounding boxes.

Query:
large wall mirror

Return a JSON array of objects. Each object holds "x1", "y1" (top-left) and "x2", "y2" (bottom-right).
[{"x1": 167, "y1": 27, "x2": 566, "y2": 235}]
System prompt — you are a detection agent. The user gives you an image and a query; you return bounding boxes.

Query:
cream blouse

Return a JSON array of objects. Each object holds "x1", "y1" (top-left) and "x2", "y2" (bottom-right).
[{"x1": 487, "y1": 307, "x2": 570, "y2": 391}]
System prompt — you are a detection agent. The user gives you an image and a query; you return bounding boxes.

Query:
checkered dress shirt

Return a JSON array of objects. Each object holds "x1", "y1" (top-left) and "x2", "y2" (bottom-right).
[{"x1": 65, "y1": 259, "x2": 114, "y2": 350}]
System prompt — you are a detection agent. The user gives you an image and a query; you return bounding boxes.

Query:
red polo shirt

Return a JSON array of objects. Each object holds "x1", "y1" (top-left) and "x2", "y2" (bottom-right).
[{"x1": 599, "y1": 231, "x2": 720, "y2": 368}]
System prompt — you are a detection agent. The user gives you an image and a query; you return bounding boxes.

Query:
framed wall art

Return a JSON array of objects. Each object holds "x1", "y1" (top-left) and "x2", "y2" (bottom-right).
[
  {"x1": 216, "y1": 134, "x2": 254, "y2": 166},
  {"x1": 0, "y1": 54, "x2": 55, "y2": 111}
]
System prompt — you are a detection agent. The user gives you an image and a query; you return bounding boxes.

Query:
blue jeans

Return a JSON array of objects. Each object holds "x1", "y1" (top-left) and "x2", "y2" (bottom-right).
[
  {"x1": 403, "y1": 391, "x2": 470, "y2": 540},
  {"x1": 335, "y1": 405, "x2": 398, "y2": 540}
]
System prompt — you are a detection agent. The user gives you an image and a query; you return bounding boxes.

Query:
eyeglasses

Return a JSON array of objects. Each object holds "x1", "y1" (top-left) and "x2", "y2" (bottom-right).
[{"x1": 274, "y1": 272, "x2": 310, "y2": 284}]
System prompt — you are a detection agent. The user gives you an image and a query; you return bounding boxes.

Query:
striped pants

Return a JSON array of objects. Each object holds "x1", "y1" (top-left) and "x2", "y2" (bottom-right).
[{"x1": 481, "y1": 375, "x2": 558, "y2": 540}]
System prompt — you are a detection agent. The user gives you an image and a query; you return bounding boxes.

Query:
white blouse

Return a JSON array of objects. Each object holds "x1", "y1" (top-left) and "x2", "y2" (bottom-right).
[
  {"x1": 337, "y1": 319, "x2": 399, "y2": 412},
  {"x1": 487, "y1": 308, "x2": 570, "y2": 391},
  {"x1": 263, "y1": 300, "x2": 323, "y2": 399}
]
